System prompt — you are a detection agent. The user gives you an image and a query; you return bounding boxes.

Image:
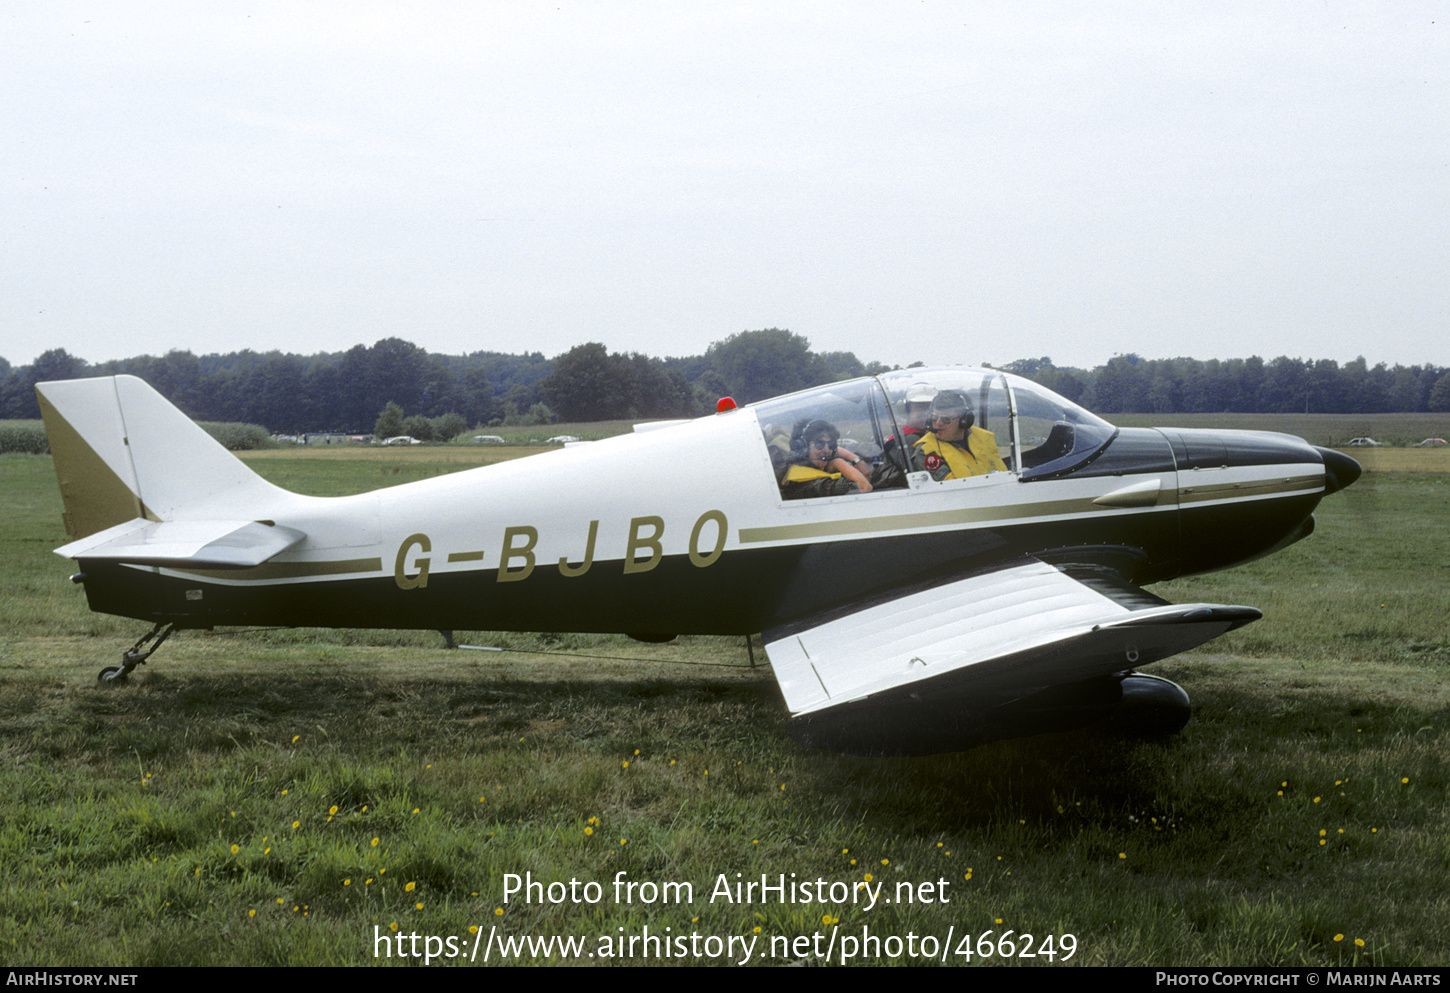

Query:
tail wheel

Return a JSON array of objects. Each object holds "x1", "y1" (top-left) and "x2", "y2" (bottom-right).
[{"x1": 97, "y1": 665, "x2": 129, "y2": 686}]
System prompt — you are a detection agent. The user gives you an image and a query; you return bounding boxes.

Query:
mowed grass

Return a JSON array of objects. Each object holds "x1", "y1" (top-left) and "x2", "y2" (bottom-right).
[
  {"x1": 1109, "y1": 410, "x2": 1450, "y2": 450},
  {"x1": 0, "y1": 436, "x2": 1447, "y2": 967}
]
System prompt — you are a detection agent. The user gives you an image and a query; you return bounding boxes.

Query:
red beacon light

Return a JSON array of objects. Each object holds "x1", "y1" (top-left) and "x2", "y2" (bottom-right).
[{"x1": 716, "y1": 396, "x2": 737, "y2": 413}]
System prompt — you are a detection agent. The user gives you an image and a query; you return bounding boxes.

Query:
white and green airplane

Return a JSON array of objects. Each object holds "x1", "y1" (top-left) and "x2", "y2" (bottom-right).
[{"x1": 36, "y1": 368, "x2": 1359, "y2": 755}]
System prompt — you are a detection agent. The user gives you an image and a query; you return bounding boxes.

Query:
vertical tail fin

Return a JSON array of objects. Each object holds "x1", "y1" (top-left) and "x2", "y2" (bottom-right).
[{"x1": 37, "y1": 375, "x2": 288, "y2": 541}]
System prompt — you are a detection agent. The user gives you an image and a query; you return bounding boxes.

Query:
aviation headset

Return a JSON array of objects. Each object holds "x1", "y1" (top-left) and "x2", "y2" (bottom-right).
[{"x1": 928, "y1": 391, "x2": 975, "y2": 432}]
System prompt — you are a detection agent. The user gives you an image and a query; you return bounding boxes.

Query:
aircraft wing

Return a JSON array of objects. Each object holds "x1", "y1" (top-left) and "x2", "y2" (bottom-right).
[
  {"x1": 763, "y1": 558, "x2": 1259, "y2": 754},
  {"x1": 54, "y1": 517, "x2": 307, "y2": 569}
]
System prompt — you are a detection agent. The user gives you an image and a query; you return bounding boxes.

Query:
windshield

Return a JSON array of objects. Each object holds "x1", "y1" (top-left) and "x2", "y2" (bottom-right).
[{"x1": 1002, "y1": 375, "x2": 1117, "y2": 479}]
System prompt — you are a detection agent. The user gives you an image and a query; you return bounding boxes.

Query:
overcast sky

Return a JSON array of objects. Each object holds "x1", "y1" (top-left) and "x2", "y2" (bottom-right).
[{"x1": 4, "y1": 2, "x2": 1446, "y2": 373}]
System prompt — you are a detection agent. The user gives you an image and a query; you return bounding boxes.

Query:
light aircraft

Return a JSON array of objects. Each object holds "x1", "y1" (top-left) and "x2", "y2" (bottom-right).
[{"x1": 36, "y1": 369, "x2": 1360, "y2": 755}]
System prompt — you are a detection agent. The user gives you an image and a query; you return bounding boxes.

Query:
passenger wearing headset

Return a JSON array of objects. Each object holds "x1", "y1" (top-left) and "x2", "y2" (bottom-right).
[{"x1": 910, "y1": 390, "x2": 1007, "y2": 480}]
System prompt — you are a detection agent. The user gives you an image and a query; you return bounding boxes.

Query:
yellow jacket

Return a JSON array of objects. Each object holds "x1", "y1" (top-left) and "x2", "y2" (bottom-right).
[
  {"x1": 784, "y1": 464, "x2": 841, "y2": 483},
  {"x1": 912, "y1": 428, "x2": 1007, "y2": 480}
]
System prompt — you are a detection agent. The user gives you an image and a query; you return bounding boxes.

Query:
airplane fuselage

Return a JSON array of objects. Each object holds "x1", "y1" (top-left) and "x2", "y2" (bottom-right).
[{"x1": 74, "y1": 418, "x2": 1336, "y2": 638}]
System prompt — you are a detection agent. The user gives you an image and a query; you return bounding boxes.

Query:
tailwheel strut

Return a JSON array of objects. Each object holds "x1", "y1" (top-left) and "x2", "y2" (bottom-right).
[{"x1": 98, "y1": 622, "x2": 176, "y2": 686}]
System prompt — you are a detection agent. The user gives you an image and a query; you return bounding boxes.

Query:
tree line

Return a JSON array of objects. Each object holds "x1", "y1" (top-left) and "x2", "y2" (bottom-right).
[
  {"x1": 3, "y1": 332, "x2": 1447, "y2": 435},
  {"x1": 995, "y1": 354, "x2": 1450, "y2": 417}
]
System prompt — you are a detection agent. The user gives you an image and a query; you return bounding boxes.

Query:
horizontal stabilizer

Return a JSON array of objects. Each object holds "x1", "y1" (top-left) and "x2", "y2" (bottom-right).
[{"x1": 55, "y1": 517, "x2": 306, "y2": 569}]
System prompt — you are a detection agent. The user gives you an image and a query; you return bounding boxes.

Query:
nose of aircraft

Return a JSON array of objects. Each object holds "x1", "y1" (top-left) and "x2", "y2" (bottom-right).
[{"x1": 1316, "y1": 447, "x2": 1362, "y2": 495}]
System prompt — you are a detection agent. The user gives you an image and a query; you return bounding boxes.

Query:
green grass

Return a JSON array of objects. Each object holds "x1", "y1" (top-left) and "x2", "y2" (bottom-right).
[
  {"x1": 1, "y1": 446, "x2": 1446, "y2": 967},
  {"x1": 1110, "y1": 411, "x2": 1450, "y2": 449},
  {"x1": 1158, "y1": 471, "x2": 1450, "y2": 664}
]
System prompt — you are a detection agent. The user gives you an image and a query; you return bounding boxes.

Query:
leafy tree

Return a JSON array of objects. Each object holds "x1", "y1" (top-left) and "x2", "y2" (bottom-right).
[
  {"x1": 621, "y1": 352, "x2": 695, "y2": 418},
  {"x1": 539, "y1": 343, "x2": 633, "y2": 420},
  {"x1": 374, "y1": 402, "x2": 404, "y2": 439},
  {"x1": 401, "y1": 415, "x2": 435, "y2": 441},
  {"x1": 501, "y1": 383, "x2": 538, "y2": 422},
  {"x1": 1259, "y1": 356, "x2": 1308, "y2": 413},
  {"x1": 338, "y1": 345, "x2": 375, "y2": 428},
  {"x1": 244, "y1": 354, "x2": 305, "y2": 430},
  {"x1": 1429, "y1": 372, "x2": 1450, "y2": 413},
  {"x1": 1087, "y1": 354, "x2": 1147, "y2": 413},
  {"x1": 367, "y1": 338, "x2": 427, "y2": 412},
  {"x1": 1387, "y1": 366, "x2": 1430, "y2": 411},
  {"x1": 704, "y1": 328, "x2": 831, "y2": 405},
  {"x1": 997, "y1": 357, "x2": 1056, "y2": 378},
  {"x1": 300, "y1": 362, "x2": 343, "y2": 430},
  {"x1": 462, "y1": 366, "x2": 503, "y2": 426},
  {"x1": 695, "y1": 370, "x2": 730, "y2": 406},
  {"x1": 420, "y1": 356, "x2": 464, "y2": 417},
  {"x1": 1147, "y1": 375, "x2": 1177, "y2": 413},
  {"x1": 1036, "y1": 367, "x2": 1085, "y2": 404},
  {"x1": 0, "y1": 369, "x2": 23, "y2": 418},
  {"x1": 818, "y1": 350, "x2": 866, "y2": 381},
  {"x1": 431, "y1": 411, "x2": 468, "y2": 442},
  {"x1": 14, "y1": 349, "x2": 88, "y2": 417},
  {"x1": 28, "y1": 348, "x2": 87, "y2": 383},
  {"x1": 1308, "y1": 359, "x2": 1344, "y2": 413}
]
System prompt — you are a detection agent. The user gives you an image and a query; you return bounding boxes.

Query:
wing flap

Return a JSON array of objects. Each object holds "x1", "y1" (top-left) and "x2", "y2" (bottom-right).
[
  {"x1": 764, "y1": 559, "x2": 1258, "y2": 722},
  {"x1": 55, "y1": 518, "x2": 307, "y2": 569}
]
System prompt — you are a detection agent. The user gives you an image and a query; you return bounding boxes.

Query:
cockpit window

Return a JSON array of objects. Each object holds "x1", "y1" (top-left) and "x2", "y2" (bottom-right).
[
  {"x1": 1007, "y1": 377, "x2": 1117, "y2": 479},
  {"x1": 753, "y1": 378, "x2": 903, "y2": 500},
  {"x1": 876, "y1": 370, "x2": 1013, "y2": 478}
]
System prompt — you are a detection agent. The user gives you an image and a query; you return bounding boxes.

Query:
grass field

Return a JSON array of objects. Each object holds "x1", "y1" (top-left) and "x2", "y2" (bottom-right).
[
  {"x1": 1109, "y1": 411, "x2": 1450, "y2": 451},
  {"x1": 1, "y1": 425, "x2": 1447, "y2": 967}
]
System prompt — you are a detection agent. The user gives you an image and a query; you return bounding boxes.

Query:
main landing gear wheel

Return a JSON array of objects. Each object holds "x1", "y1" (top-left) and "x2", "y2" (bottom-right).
[
  {"x1": 1111, "y1": 672, "x2": 1192, "y2": 737},
  {"x1": 96, "y1": 622, "x2": 176, "y2": 688}
]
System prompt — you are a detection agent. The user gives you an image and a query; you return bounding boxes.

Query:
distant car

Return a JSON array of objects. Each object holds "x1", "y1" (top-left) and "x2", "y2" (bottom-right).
[
  {"x1": 545, "y1": 435, "x2": 582, "y2": 444},
  {"x1": 1415, "y1": 438, "x2": 1447, "y2": 447},
  {"x1": 1347, "y1": 437, "x2": 1382, "y2": 447},
  {"x1": 473, "y1": 435, "x2": 505, "y2": 445},
  {"x1": 381, "y1": 436, "x2": 422, "y2": 446}
]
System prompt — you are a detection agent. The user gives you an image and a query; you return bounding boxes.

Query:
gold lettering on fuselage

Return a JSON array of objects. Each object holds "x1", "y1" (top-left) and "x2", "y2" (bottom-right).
[
  {"x1": 623, "y1": 516, "x2": 665, "y2": 574},
  {"x1": 558, "y1": 519, "x2": 599, "y2": 578},
  {"x1": 497, "y1": 526, "x2": 539, "y2": 583},
  {"x1": 396, "y1": 512, "x2": 730, "y2": 590},
  {"x1": 688, "y1": 509, "x2": 728, "y2": 568},
  {"x1": 394, "y1": 533, "x2": 431, "y2": 589}
]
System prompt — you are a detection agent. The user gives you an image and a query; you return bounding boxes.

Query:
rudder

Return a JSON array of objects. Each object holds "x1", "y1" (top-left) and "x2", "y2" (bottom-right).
[{"x1": 37, "y1": 375, "x2": 287, "y2": 541}]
